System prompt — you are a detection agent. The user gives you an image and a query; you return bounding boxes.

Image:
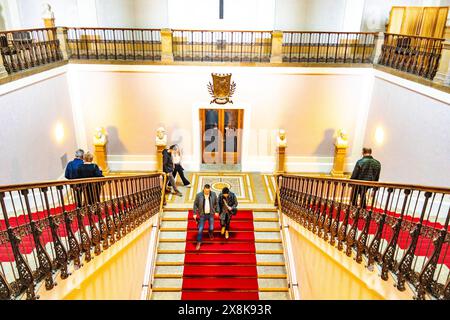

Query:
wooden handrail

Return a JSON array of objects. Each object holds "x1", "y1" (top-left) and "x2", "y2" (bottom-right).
[
  {"x1": 172, "y1": 29, "x2": 272, "y2": 33},
  {"x1": 0, "y1": 173, "x2": 161, "y2": 192},
  {"x1": 281, "y1": 173, "x2": 450, "y2": 194},
  {"x1": 65, "y1": 27, "x2": 161, "y2": 32},
  {"x1": 283, "y1": 31, "x2": 378, "y2": 35},
  {"x1": 384, "y1": 32, "x2": 445, "y2": 41},
  {"x1": 0, "y1": 27, "x2": 57, "y2": 33}
]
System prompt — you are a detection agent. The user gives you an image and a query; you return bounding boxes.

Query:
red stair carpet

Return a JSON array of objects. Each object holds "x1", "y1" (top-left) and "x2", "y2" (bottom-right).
[{"x1": 181, "y1": 210, "x2": 259, "y2": 300}]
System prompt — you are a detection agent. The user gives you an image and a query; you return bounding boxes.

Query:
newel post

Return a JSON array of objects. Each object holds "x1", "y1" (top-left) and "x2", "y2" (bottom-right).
[
  {"x1": 56, "y1": 27, "x2": 70, "y2": 60},
  {"x1": 270, "y1": 30, "x2": 283, "y2": 63},
  {"x1": 161, "y1": 28, "x2": 174, "y2": 63}
]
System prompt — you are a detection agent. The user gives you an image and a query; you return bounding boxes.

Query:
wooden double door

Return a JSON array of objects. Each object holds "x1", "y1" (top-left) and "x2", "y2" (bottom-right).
[{"x1": 200, "y1": 108, "x2": 244, "y2": 165}]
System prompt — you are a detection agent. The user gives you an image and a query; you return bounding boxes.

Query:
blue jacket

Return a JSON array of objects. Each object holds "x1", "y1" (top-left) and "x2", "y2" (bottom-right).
[{"x1": 65, "y1": 158, "x2": 84, "y2": 179}]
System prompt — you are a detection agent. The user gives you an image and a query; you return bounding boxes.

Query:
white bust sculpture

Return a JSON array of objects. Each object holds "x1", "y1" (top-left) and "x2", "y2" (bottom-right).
[
  {"x1": 155, "y1": 127, "x2": 167, "y2": 146},
  {"x1": 335, "y1": 129, "x2": 349, "y2": 148},
  {"x1": 93, "y1": 127, "x2": 107, "y2": 146},
  {"x1": 276, "y1": 129, "x2": 287, "y2": 148},
  {"x1": 41, "y1": 3, "x2": 55, "y2": 20}
]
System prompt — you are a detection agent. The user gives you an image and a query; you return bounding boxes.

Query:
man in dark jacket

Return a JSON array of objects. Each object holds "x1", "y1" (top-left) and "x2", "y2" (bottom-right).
[
  {"x1": 193, "y1": 184, "x2": 219, "y2": 250},
  {"x1": 65, "y1": 149, "x2": 85, "y2": 207},
  {"x1": 77, "y1": 152, "x2": 104, "y2": 205},
  {"x1": 218, "y1": 187, "x2": 238, "y2": 239},
  {"x1": 350, "y1": 147, "x2": 381, "y2": 208},
  {"x1": 162, "y1": 145, "x2": 182, "y2": 197},
  {"x1": 65, "y1": 149, "x2": 84, "y2": 179}
]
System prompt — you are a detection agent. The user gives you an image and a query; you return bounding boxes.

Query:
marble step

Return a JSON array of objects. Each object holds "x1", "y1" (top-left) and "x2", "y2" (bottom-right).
[
  {"x1": 157, "y1": 241, "x2": 283, "y2": 251},
  {"x1": 158, "y1": 238, "x2": 282, "y2": 243},
  {"x1": 259, "y1": 292, "x2": 291, "y2": 300},
  {"x1": 160, "y1": 227, "x2": 280, "y2": 232},
  {"x1": 153, "y1": 264, "x2": 287, "y2": 279},
  {"x1": 161, "y1": 216, "x2": 279, "y2": 222},
  {"x1": 150, "y1": 292, "x2": 182, "y2": 300},
  {"x1": 151, "y1": 278, "x2": 288, "y2": 292},
  {"x1": 150, "y1": 291, "x2": 290, "y2": 300}
]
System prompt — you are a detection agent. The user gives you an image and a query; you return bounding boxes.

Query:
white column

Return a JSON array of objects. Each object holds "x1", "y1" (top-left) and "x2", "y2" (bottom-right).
[
  {"x1": 76, "y1": 0, "x2": 98, "y2": 27},
  {"x1": 342, "y1": 0, "x2": 365, "y2": 32}
]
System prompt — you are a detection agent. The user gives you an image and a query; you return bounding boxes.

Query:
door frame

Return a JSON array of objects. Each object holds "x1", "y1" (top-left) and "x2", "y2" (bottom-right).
[
  {"x1": 192, "y1": 102, "x2": 251, "y2": 172},
  {"x1": 199, "y1": 108, "x2": 244, "y2": 165}
]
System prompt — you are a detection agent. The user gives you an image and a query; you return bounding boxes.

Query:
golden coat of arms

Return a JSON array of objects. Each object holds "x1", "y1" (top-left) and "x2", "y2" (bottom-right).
[{"x1": 207, "y1": 73, "x2": 236, "y2": 104}]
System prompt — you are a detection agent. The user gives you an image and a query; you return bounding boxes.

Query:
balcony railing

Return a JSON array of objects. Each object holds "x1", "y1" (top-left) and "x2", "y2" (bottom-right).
[
  {"x1": 283, "y1": 31, "x2": 377, "y2": 63},
  {"x1": 0, "y1": 28, "x2": 62, "y2": 74},
  {"x1": 67, "y1": 27, "x2": 162, "y2": 61},
  {"x1": 0, "y1": 173, "x2": 165, "y2": 300},
  {"x1": 0, "y1": 27, "x2": 447, "y2": 84},
  {"x1": 378, "y1": 33, "x2": 444, "y2": 80},
  {"x1": 172, "y1": 30, "x2": 272, "y2": 62},
  {"x1": 277, "y1": 174, "x2": 450, "y2": 300}
]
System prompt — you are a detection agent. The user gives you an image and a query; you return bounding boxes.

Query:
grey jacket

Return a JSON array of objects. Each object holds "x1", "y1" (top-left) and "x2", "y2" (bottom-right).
[{"x1": 193, "y1": 191, "x2": 219, "y2": 216}]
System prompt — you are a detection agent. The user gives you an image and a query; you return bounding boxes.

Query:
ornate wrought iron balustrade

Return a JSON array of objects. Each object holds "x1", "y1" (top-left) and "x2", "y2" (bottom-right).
[
  {"x1": 378, "y1": 33, "x2": 444, "y2": 80},
  {"x1": 0, "y1": 28, "x2": 62, "y2": 74},
  {"x1": 66, "y1": 27, "x2": 162, "y2": 61},
  {"x1": 0, "y1": 173, "x2": 165, "y2": 300},
  {"x1": 282, "y1": 31, "x2": 377, "y2": 63},
  {"x1": 277, "y1": 174, "x2": 450, "y2": 300}
]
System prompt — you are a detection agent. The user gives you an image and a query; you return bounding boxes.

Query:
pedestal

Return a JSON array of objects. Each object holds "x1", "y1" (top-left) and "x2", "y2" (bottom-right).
[
  {"x1": 94, "y1": 144, "x2": 109, "y2": 174},
  {"x1": 434, "y1": 40, "x2": 450, "y2": 85},
  {"x1": 275, "y1": 146, "x2": 286, "y2": 174},
  {"x1": 43, "y1": 18, "x2": 55, "y2": 28},
  {"x1": 56, "y1": 27, "x2": 70, "y2": 60},
  {"x1": 331, "y1": 146, "x2": 347, "y2": 177},
  {"x1": 156, "y1": 145, "x2": 166, "y2": 172},
  {"x1": 372, "y1": 32, "x2": 384, "y2": 64}
]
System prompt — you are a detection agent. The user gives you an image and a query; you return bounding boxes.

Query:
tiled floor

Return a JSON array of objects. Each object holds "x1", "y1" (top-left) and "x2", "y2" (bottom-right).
[{"x1": 167, "y1": 172, "x2": 276, "y2": 205}]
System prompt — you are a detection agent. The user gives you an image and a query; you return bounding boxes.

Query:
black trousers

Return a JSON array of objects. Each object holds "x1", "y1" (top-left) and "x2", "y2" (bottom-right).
[
  {"x1": 220, "y1": 212, "x2": 232, "y2": 231},
  {"x1": 171, "y1": 164, "x2": 190, "y2": 186}
]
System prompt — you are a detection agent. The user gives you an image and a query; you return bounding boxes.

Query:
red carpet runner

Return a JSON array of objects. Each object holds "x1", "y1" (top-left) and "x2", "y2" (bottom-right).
[{"x1": 181, "y1": 210, "x2": 259, "y2": 300}]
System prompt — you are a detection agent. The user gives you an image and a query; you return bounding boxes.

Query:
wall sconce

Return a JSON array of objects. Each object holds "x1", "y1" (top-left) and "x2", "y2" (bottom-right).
[
  {"x1": 375, "y1": 126, "x2": 384, "y2": 145},
  {"x1": 54, "y1": 122, "x2": 65, "y2": 144}
]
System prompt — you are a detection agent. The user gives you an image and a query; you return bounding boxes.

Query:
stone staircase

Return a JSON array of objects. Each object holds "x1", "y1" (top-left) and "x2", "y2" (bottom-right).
[{"x1": 150, "y1": 208, "x2": 291, "y2": 300}]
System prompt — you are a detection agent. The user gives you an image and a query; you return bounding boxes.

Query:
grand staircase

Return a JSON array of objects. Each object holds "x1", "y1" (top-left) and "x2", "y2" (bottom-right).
[{"x1": 150, "y1": 207, "x2": 291, "y2": 300}]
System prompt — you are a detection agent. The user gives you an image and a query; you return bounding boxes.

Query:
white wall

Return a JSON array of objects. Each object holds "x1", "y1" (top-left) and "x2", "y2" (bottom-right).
[
  {"x1": 95, "y1": 0, "x2": 135, "y2": 28},
  {"x1": 0, "y1": 0, "x2": 409, "y2": 32},
  {"x1": 167, "y1": 0, "x2": 275, "y2": 30},
  {"x1": 0, "y1": 67, "x2": 78, "y2": 184},
  {"x1": 67, "y1": 65, "x2": 372, "y2": 172},
  {"x1": 134, "y1": 0, "x2": 168, "y2": 28},
  {"x1": 0, "y1": 64, "x2": 448, "y2": 186},
  {"x1": 363, "y1": 74, "x2": 450, "y2": 187},
  {"x1": 16, "y1": 0, "x2": 79, "y2": 28}
]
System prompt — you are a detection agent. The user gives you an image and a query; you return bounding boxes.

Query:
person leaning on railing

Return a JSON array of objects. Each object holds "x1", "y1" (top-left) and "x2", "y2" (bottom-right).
[
  {"x1": 65, "y1": 149, "x2": 85, "y2": 207},
  {"x1": 350, "y1": 147, "x2": 381, "y2": 208},
  {"x1": 77, "y1": 152, "x2": 104, "y2": 205}
]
